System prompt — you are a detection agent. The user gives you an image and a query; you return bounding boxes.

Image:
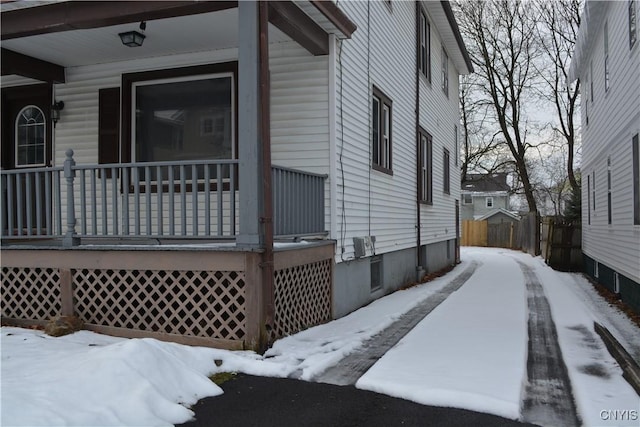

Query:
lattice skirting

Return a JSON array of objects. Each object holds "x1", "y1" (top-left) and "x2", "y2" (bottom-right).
[
  {"x1": 2, "y1": 243, "x2": 335, "y2": 350},
  {"x1": 73, "y1": 269, "x2": 246, "y2": 341},
  {"x1": 273, "y1": 259, "x2": 332, "y2": 338},
  {"x1": 1, "y1": 267, "x2": 62, "y2": 320}
]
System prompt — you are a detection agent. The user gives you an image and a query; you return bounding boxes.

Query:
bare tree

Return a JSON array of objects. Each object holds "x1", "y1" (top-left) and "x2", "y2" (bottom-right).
[
  {"x1": 460, "y1": 74, "x2": 499, "y2": 181},
  {"x1": 535, "y1": 0, "x2": 582, "y2": 191},
  {"x1": 456, "y1": 0, "x2": 541, "y2": 213}
]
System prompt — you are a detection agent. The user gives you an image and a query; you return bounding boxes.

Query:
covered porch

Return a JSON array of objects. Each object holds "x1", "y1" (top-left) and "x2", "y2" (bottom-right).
[{"x1": 1, "y1": 1, "x2": 355, "y2": 350}]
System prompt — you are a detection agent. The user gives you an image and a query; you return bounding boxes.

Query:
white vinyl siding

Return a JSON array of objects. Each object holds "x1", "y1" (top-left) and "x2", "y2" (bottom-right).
[
  {"x1": 333, "y1": 0, "x2": 418, "y2": 259},
  {"x1": 579, "y1": 1, "x2": 640, "y2": 283},
  {"x1": 417, "y1": 8, "x2": 461, "y2": 246}
]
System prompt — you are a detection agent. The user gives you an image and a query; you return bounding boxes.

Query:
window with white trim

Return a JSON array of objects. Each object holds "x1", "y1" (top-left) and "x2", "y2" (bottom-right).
[
  {"x1": 132, "y1": 73, "x2": 234, "y2": 163},
  {"x1": 15, "y1": 105, "x2": 46, "y2": 167},
  {"x1": 419, "y1": 130, "x2": 433, "y2": 203},
  {"x1": 486, "y1": 197, "x2": 494, "y2": 208}
]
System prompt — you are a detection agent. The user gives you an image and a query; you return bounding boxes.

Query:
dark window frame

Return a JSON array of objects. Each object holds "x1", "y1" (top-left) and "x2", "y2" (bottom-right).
[
  {"x1": 630, "y1": 0, "x2": 637, "y2": 49},
  {"x1": 454, "y1": 125, "x2": 458, "y2": 166},
  {"x1": 372, "y1": 86, "x2": 393, "y2": 175},
  {"x1": 607, "y1": 156, "x2": 612, "y2": 224},
  {"x1": 441, "y1": 46, "x2": 449, "y2": 97},
  {"x1": 604, "y1": 22, "x2": 610, "y2": 92},
  {"x1": 443, "y1": 148, "x2": 450, "y2": 195},
  {"x1": 633, "y1": 134, "x2": 639, "y2": 224},
  {"x1": 587, "y1": 174, "x2": 591, "y2": 225},
  {"x1": 418, "y1": 7, "x2": 431, "y2": 83},
  {"x1": 418, "y1": 128, "x2": 433, "y2": 204}
]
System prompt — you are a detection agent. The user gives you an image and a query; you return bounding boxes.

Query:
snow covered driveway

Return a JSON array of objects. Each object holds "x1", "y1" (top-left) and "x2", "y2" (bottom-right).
[{"x1": 357, "y1": 248, "x2": 640, "y2": 426}]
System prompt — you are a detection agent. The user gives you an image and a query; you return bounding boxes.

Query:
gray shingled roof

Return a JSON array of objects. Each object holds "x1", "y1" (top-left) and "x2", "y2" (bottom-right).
[{"x1": 461, "y1": 173, "x2": 510, "y2": 192}]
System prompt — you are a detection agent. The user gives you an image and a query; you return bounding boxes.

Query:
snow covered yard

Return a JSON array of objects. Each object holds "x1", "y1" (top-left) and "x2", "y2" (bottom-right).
[{"x1": 2, "y1": 247, "x2": 639, "y2": 426}]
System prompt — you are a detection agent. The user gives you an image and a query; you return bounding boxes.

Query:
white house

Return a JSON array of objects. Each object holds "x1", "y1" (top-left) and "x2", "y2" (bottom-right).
[
  {"x1": 1, "y1": 1, "x2": 472, "y2": 348},
  {"x1": 569, "y1": 0, "x2": 640, "y2": 312}
]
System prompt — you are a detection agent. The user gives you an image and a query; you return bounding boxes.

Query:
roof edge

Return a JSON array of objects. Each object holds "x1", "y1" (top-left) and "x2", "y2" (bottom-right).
[
  {"x1": 441, "y1": 0, "x2": 474, "y2": 74},
  {"x1": 310, "y1": 0, "x2": 357, "y2": 39}
]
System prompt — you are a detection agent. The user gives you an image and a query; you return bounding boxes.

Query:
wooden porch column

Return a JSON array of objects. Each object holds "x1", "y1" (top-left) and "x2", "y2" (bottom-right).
[{"x1": 237, "y1": 0, "x2": 264, "y2": 249}]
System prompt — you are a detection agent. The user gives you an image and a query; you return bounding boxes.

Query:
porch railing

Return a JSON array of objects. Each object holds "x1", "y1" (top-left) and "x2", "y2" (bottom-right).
[{"x1": 1, "y1": 150, "x2": 326, "y2": 244}]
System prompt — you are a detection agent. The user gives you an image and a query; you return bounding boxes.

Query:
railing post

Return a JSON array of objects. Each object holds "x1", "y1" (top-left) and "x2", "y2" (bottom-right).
[{"x1": 63, "y1": 149, "x2": 80, "y2": 247}]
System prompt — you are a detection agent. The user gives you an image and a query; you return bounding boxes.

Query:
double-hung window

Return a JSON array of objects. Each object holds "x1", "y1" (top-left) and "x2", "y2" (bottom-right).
[
  {"x1": 443, "y1": 149, "x2": 450, "y2": 194},
  {"x1": 419, "y1": 9, "x2": 431, "y2": 81},
  {"x1": 607, "y1": 156, "x2": 612, "y2": 224},
  {"x1": 372, "y1": 87, "x2": 393, "y2": 174},
  {"x1": 441, "y1": 47, "x2": 449, "y2": 96},
  {"x1": 584, "y1": 75, "x2": 589, "y2": 126},
  {"x1": 418, "y1": 129, "x2": 433, "y2": 204},
  {"x1": 454, "y1": 125, "x2": 458, "y2": 166},
  {"x1": 630, "y1": 0, "x2": 637, "y2": 49},
  {"x1": 633, "y1": 134, "x2": 640, "y2": 224},
  {"x1": 604, "y1": 22, "x2": 610, "y2": 92}
]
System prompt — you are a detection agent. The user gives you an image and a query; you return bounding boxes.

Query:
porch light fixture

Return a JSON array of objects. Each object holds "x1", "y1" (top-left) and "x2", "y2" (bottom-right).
[
  {"x1": 51, "y1": 101, "x2": 64, "y2": 127},
  {"x1": 119, "y1": 21, "x2": 146, "y2": 47}
]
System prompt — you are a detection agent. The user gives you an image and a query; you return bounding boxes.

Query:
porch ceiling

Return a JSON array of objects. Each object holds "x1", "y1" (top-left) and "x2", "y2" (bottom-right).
[
  {"x1": 1, "y1": 8, "x2": 290, "y2": 70},
  {"x1": 1, "y1": 1, "x2": 356, "y2": 77}
]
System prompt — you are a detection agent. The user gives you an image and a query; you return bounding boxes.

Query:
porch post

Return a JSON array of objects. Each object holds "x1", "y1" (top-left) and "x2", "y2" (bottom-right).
[
  {"x1": 63, "y1": 149, "x2": 79, "y2": 247},
  {"x1": 237, "y1": 0, "x2": 264, "y2": 249}
]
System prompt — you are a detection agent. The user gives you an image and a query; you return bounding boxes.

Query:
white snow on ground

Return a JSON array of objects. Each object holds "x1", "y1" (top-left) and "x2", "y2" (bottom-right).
[
  {"x1": 2, "y1": 248, "x2": 639, "y2": 426},
  {"x1": 356, "y1": 247, "x2": 528, "y2": 420},
  {"x1": 356, "y1": 248, "x2": 640, "y2": 426}
]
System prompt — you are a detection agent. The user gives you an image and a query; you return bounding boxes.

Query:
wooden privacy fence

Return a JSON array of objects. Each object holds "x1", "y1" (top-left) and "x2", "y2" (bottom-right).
[
  {"x1": 544, "y1": 218, "x2": 582, "y2": 271},
  {"x1": 461, "y1": 220, "x2": 487, "y2": 246},
  {"x1": 461, "y1": 213, "x2": 541, "y2": 256}
]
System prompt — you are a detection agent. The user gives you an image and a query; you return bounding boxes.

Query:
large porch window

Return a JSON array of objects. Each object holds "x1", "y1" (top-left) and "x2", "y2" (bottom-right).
[{"x1": 132, "y1": 73, "x2": 234, "y2": 163}]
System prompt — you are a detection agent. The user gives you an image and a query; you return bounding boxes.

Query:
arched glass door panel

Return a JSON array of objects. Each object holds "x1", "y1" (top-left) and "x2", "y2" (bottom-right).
[{"x1": 15, "y1": 105, "x2": 46, "y2": 167}]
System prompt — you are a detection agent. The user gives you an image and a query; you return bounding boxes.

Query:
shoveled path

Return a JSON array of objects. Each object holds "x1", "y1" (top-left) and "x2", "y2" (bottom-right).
[
  {"x1": 180, "y1": 374, "x2": 537, "y2": 427},
  {"x1": 313, "y1": 261, "x2": 480, "y2": 385},
  {"x1": 516, "y1": 259, "x2": 581, "y2": 427}
]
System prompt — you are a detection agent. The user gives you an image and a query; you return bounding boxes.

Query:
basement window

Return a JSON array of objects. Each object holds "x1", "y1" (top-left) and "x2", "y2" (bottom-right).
[{"x1": 370, "y1": 255, "x2": 382, "y2": 291}]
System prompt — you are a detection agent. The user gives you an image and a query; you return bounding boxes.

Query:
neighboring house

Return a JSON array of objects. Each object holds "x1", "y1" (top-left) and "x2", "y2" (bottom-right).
[
  {"x1": 568, "y1": 0, "x2": 640, "y2": 312},
  {"x1": 1, "y1": 1, "x2": 472, "y2": 348},
  {"x1": 460, "y1": 173, "x2": 512, "y2": 221}
]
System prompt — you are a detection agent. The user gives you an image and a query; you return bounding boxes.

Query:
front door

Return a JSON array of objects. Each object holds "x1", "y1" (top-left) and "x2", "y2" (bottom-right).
[{"x1": 1, "y1": 84, "x2": 53, "y2": 235}]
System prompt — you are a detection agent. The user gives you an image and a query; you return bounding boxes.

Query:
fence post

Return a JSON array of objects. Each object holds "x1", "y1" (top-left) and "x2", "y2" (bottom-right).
[{"x1": 63, "y1": 149, "x2": 80, "y2": 247}]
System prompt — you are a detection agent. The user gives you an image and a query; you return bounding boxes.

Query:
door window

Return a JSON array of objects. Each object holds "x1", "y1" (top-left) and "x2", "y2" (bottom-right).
[{"x1": 15, "y1": 105, "x2": 46, "y2": 167}]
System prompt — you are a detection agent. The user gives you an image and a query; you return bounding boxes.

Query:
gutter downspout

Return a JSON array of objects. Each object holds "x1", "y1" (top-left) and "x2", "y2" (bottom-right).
[
  {"x1": 415, "y1": 1, "x2": 424, "y2": 281},
  {"x1": 259, "y1": 1, "x2": 275, "y2": 345}
]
